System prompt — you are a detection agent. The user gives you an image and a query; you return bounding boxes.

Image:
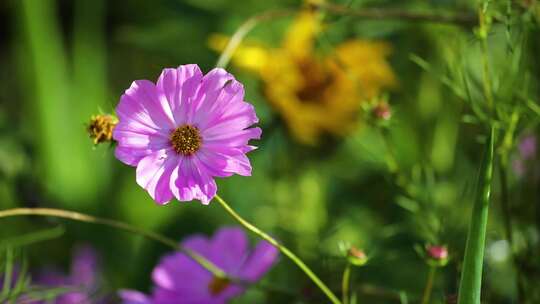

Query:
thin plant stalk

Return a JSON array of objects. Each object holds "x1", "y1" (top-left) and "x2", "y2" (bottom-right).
[
  {"x1": 478, "y1": 8, "x2": 494, "y2": 111},
  {"x1": 0, "y1": 208, "x2": 227, "y2": 280},
  {"x1": 315, "y1": 2, "x2": 478, "y2": 27},
  {"x1": 342, "y1": 264, "x2": 352, "y2": 304},
  {"x1": 215, "y1": 5, "x2": 477, "y2": 69},
  {"x1": 215, "y1": 9, "x2": 294, "y2": 69},
  {"x1": 421, "y1": 267, "x2": 436, "y2": 304},
  {"x1": 498, "y1": 110, "x2": 526, "y2": 302},
  {"x1": 214, "y1": 195, "x2": 342, "y2": 304},
  {"x1": 457, "y1": 127, "x2": 495, "y2": 304},
  {"x1": 498, "y1": 159, "x2": 526, "y2": 302}
]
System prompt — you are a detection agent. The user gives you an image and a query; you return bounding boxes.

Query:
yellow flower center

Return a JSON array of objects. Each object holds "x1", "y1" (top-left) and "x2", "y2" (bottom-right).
[
  {"x1": 170, "y1": 125, "x2": 202, "y2": 155},
  {"x1": 208, "y1": 277, "x2": 230, "y2": 296}
]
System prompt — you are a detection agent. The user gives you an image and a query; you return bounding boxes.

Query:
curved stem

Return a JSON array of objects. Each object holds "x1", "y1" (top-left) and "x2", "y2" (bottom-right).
[
  {"x1": 0, "y1": 208, "x2": 227, "y2": 280},
  {"x1": 342, "y1": 264, "x2": 352, "y2": 304},
  {"x1": 214, "y1": 195, "x2": 342, "y2": 304},
  {"x1": 215, "y1": 4, "x2": 476, "y2": 70},
  {"x1": 421, "y1": 267, "x2": 436, "y2": 304},
  {"x1": 215, "y1": 9, "x2": 294, "y2": 69},
  {"x1": 315, "y1": 2, "x2": 478, "y2": 27}
]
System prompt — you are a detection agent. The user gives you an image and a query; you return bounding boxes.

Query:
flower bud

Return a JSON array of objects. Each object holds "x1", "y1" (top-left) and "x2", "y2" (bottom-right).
[
  {"x1": 87, "y1": 114, "x2": 117, "y2": 145},
  {"x1": 426, "y1": 245, "x2": 449, "y2": 267},
  {"x1": 373, "y1": 102, "x2": 392, "y2": 121},
  {"x1": 347, "y1": 246, "x2": 368, "y2": 266}
]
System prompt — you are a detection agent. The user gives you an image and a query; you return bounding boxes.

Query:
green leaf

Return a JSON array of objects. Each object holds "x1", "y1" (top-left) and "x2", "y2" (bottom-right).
[{"x1": 457, "y1": 127, "x2": 495, "y2": 304}]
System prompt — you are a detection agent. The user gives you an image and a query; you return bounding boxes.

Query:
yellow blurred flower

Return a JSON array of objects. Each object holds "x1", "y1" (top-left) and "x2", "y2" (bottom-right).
[{"x1": 209, "y1": 11, "x2": 397, "y2": 145}]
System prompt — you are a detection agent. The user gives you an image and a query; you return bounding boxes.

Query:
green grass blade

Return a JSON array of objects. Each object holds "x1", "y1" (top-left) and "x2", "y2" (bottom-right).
[{"x1": 457, "y1": 127, "x2": 495, "y2": 304}]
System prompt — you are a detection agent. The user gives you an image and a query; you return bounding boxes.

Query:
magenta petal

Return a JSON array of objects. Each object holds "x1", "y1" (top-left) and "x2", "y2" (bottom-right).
[
  {"x1": 152, "y1": 236, "x2": 215, "y2": 301},
  {"x1": 203, "y1": 127, "x2": 262, "y2": 146},
  {"x1": 118, "y1": 290, "x2": 152, "y2": 304},
  {"x1": 157, "y1": 64, "x2": 203, "y2": 125},
  {"x1": 173, "y1": 158, "x2": 217, "y2": 204},
  {"x1": 190, "y1": 68, "x2": 235, "y2": 125},
  {"x1": 240, "y1": 240, "x2": 279, "y2": 282},
  {"x1": 182, "y1": 235, "x2": 214, "y2": 257},
  {"x1": 197, "y1": 148, "x2": 252, "y2": 177},
  {"x1": 152, "y1": 252, "x2": 211, "y2": 292},
  {"x1": 115, "y1": 146, "x2": 149, "y2": 166},
  {"x1": 210, "y1": 227, "x2": 249, "y2": 273},
  {"x1": 136, "y1": 150, "x2": 178, "y2": 204},
  {"x1": 71, "y1": 245, "x2": 98, "y2": 285},
  {"x1": 116, "y1": 80, "x2": 175, "y2": 130}
]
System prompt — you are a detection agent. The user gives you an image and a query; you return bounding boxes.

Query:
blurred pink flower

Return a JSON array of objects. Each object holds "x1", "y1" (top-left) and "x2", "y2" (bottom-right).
[
  {"x1": 119, "y1": 227, "x2": 279, "y2": 304},
  {"x1": 114, "y1": 64, "x2": 261, "y2": 204},
  {"x1": 518, "y1": 134, "x2": 537, "y2": 160},
  {"x1": 426, "y1": 245, "x2": 448, "y2": 261},
  {"x1": 35, "y1": 245, "x2": 107, "y2": 304},
  {"x1": 512, "y1": 133, "x2": 538, "y2": 178}
]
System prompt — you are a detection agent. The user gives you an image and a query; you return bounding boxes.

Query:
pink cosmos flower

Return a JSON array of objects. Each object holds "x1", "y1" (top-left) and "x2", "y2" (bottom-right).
[
  {"x1": 114, "y1": 65, "x2": 261, "y2": 204},
  {"x1": 119, "y1": 227, "x2": 279, "y2": 304}
]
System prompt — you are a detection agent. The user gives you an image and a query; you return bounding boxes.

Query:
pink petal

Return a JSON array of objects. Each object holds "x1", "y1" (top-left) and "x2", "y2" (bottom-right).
[
  {"x1": 198, "y1": 81, "x2": 258, "y2": 132},
  {"x1": 196, "y1": 148, "x2": 252, "y2": 177},
  {"x1": 240, "y1": 240, "x2": 279, "y2": 282},
  {"x1": 115, "y1": 146, "x2": 148, "y2": 166},
  {"x1": 118, "y1": 290, "x2": 152, "y2": 304},
  {"x1": 203, "y1": 127, "x2": 262, "y2": 147},
  {"x1": 157, "y1": 64, "x2": 203, "y2": 125},
  {"x1": 172, "y1": 157, "x2": 217, "y2": 204},
  {"x1": 210, "y1": 228, "x2": 248, "y2": 273},
  {"x1": 114, "y1": 128, "x2": 169, "y2": 150},
  {"x1": 190, "y1": 68, "x2": 234, "y2": 126},
  {"x1": 135, "y1": 150, "x2": 178, "y2": 204},
  {"x1": 116, "y1": 80, "x2": 176, "y2": 130}
]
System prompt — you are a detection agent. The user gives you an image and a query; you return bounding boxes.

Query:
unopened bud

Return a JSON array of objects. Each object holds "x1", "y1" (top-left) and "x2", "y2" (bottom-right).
[
  {"x1": 426, "y1": 245, "x2": 449, "y2": 267},
  {"x1": 373, "y1": 102, "x2": 392, "y2": 121},
  {"x1": 87, "y1": 114, "x2": 117, "y2": 145},
  {"x1": 347, "y1": 246, "x2": 368, "y2": 266}
]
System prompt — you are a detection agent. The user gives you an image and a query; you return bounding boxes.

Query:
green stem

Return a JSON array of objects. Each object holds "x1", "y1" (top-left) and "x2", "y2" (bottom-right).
[
  {"x1": 379, "y1": 129, "x2": 399, "y2": 176},
  {"x1": 214, "y1": 195, "x2": 342, "y2": 304},
  {"x1": 478, "y1": 8, "x2": 494, "y2": 112},
  {"x1": 315, "y1": 2, "x2": 478, "y2": 27},
  {"x1": 498, "y1": 159, "x2": 526, "y2": 303},
  {"x1": 215, "y1": 9, "x2": 294, "y2": 69},
  {"x1": 0, "y1": 208, "x2": 227, "y2": 280},
  {"x1": 342, "y1": 264, "x2": 352, "y2": 304},
  {"x1": 2, "y1": 248, "x2": 14, "y2": 299},
  {"x1": 421, "y1": 267, "x2": 436, "y2": 304},
  {"x1": 457, "y1": 127, "x2": 495, "y2": 304}
]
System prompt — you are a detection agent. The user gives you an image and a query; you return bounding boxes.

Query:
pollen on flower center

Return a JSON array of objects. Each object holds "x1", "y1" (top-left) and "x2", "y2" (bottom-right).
[
  {"x1": 208, "y1": 277, "x2": 230, "y2": 296},
  {"x1": 170, "y1": 125, "x2": 202, "y2": 155}
]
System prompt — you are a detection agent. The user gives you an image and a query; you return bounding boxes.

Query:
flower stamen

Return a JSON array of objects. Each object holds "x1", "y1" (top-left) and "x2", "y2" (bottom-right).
[{"x1": 170, "y1": 125, "x2": 202, "y2": 155}]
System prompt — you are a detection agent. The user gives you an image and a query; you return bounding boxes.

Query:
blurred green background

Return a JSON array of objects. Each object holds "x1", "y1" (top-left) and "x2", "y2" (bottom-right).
[{"x1": 0, "y1": 0, "x2": 539, "y2": 303}]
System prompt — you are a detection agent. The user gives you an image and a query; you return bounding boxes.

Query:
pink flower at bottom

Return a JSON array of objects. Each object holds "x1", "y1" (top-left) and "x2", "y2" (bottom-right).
[
  {"x1": 114, "y1": 64, "x2": 261, "y2": 204},
  {"x1": 119, "y1": 227, "x2": 279, "y2": 304}
]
